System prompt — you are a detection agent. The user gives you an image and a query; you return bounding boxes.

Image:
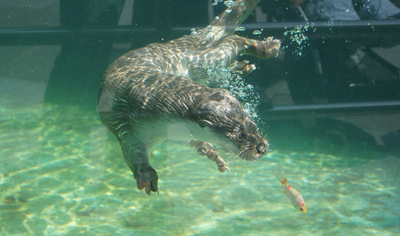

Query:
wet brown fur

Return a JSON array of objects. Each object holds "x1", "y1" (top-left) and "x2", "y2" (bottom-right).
[{"x1": 98, "y1": 0, "x2": 280, "y2": 194}]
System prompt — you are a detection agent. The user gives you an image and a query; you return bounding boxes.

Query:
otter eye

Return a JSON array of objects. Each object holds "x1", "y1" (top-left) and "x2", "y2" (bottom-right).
[{"x1": 237, "y1": 132, "x2": 245, "y2": 141}]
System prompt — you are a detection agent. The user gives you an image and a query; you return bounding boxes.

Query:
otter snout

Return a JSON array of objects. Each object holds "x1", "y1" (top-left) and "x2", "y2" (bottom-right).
[
  {"x1": 256, "y1": 141, "x2": 268, "y2": 155},
  {"x1": 238, "y1": 138, "x2": 269, "y2": 161}
]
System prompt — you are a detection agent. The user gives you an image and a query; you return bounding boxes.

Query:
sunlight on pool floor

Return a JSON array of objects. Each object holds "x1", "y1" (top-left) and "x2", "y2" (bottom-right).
[{"x1": 0, "y1": 102, "x2": 399, "y2": 235}]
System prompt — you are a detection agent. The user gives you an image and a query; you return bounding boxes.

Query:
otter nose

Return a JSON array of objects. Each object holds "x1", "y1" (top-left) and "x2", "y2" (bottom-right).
[{"x1": 256, "y1": 142, "x2": 268, "y2": 155}]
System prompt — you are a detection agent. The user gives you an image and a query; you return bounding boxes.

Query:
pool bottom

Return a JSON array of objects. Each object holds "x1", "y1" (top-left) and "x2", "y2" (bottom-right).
[{"x1": 0, "y1": 103, "x2": 399, "y2": 235}]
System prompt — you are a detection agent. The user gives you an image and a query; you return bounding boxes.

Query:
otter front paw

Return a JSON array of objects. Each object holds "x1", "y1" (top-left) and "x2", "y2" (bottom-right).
[
  {"x1": 216, "y1": 160, "x2": 230, "y2": 173},
  {"x1": 134, "y1": 167, "x2": 159, "y2": 195},
  {"x1": 189, "y1": 140, "x2": 230, "y2": 173},
  {"x1": 228, "y1": 60, "x2": 256, "y2": 77}
]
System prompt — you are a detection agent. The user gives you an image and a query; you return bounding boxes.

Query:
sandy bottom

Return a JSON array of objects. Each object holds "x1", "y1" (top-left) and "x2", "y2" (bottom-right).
[{"x1": 1, "y1": 100, "x2": 399, "y2": 236}]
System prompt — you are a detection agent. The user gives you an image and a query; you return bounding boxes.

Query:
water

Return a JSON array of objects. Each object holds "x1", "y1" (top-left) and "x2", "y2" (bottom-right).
[
  {"x1": 204, "y1": 66, "x2": 261, "y2": 122},
  {"x1": 1, "y1": 89, "x2": 399, "y2": 235},
  {"x1": 282, "y1": 24, "x2": 312, "y2": 56},
  {"x1": 1, "y1": 1, "x2": 400, "y2": 235}
]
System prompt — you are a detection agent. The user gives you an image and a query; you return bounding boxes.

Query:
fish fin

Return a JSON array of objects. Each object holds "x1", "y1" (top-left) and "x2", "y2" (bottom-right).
[{"x1": 272, "y1": 164, "x2": 287, "y2": 185}]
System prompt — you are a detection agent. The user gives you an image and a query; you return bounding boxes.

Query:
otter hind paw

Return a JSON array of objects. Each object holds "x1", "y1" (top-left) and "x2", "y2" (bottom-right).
[
  {"x1": 261, "y1": 37, "x2": 281, "y2": 59},
  {"x1": 136, "y1": 167, "x2": 159, "y2": 195},
  {"x1": 246, "y1": 36, "x2": 281, "y2": 59}
]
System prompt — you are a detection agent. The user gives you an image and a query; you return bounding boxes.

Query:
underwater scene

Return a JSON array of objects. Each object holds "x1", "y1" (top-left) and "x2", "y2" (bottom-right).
[
  {"x1": 1, "y1": 100, "x2": 399, "y2": 235},
  {"x1": 1, "y1": 0, "x2": 400, "y2": 235}
]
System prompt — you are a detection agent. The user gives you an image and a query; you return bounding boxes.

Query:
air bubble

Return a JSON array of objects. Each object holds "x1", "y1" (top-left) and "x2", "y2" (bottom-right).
[
  {"x1": 224, "y1": 0, "x2": 235, "y2": 8},
  {"x1": 282, "y1": 23, "x2": 311, "y2": 56},
  {"x1": 252, "y1": 30, "x2": 262, "y2": 35},
  {"x1": 212, "y1": 0, "x2": 224, "y2": 6},
  {"x1": 204, "y1": 66, "x2": 261, "y2": 123}
]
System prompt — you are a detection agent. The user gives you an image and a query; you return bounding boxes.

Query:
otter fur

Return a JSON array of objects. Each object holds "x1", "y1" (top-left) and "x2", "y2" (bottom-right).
[{"x1": 98, "y1": 0, "x2": 281, "y2": 194}]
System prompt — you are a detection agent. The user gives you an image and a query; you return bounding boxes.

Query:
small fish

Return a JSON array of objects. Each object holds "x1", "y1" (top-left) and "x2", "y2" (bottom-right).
[{"x1": 273, "y1": 164, "x2": 307, "y2": 213}]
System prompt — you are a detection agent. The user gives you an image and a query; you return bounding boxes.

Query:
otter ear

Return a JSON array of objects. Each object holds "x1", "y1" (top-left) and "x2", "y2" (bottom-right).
[{"x1": 199, "y1": 119, "x2": 214, "y2": 128}]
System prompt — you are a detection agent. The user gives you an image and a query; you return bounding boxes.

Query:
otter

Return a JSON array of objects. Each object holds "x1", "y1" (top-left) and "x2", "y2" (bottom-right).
[{"x1": 98, "y1": 0, "x2": 281, "y2": 195}]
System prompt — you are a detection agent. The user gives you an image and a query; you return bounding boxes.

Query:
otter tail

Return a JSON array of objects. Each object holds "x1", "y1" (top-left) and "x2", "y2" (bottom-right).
[{"x1": 197, "y1": 0, "x2": 261, "y2": 47}]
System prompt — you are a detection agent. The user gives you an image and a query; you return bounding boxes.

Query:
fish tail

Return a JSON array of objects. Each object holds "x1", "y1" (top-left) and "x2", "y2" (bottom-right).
[{"x1": 272, "y1": 164, "x2": 288, "y2": 186}]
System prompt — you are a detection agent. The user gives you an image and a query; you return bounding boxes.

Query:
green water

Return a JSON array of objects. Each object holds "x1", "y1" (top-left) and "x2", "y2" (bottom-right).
[
  {"x1": 1, "y1": 94, "x2": 399, "y2": 235},
  {"x1": 1, "y1": 1, "x2": 400, "y2": 235}
]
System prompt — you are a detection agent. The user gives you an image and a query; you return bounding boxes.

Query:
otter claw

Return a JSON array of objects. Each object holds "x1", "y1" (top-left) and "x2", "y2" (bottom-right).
[
  {"x1": 135, "y1": 167, "x2": 159, "y2": 195},
  {"x1": 218, "y1": 164, "x2": 230, "y2": 173},
  {"x1": 138, "y1": 180, "x2": 152, "y2": 195}
]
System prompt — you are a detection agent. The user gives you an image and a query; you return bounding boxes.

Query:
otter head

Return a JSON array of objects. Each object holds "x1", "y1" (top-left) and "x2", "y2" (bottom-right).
[{"x1": 195, "y1": 89, "x2": 268, "y2": 160}]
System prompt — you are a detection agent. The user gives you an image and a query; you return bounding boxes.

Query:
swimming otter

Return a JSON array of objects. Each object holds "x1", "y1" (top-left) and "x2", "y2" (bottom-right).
[{"x1": 98, "y1": 0, "x2": 280, "y2": 194}]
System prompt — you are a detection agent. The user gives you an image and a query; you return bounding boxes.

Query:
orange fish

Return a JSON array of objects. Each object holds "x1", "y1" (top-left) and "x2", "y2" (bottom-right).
[{"x1": 273, "y1": 164, "x2": 307, "y2": 213}]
